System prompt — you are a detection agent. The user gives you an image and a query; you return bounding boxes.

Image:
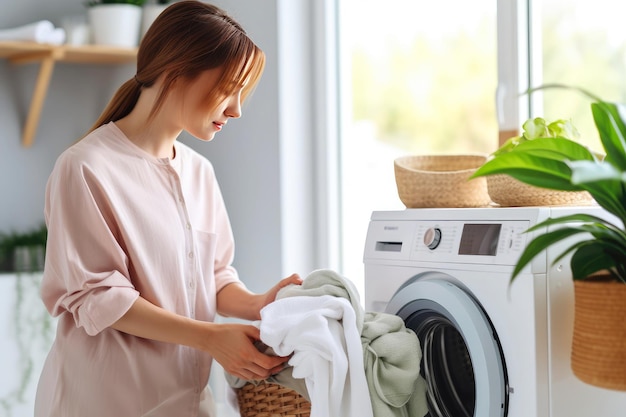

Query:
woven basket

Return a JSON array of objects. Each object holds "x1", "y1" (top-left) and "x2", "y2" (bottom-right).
[
  {"x1": 394, "y1": 154, "x2": 491, "y2": 208},
  {"x1": 486, "y1": 174, "x2": 595, "y2": 207},
  {"x1": 571, "y1": 278, "x2": 626, "y2": 391},
  {"x1": 237, "y1": 381, "x2": 311, "y2": 417}
]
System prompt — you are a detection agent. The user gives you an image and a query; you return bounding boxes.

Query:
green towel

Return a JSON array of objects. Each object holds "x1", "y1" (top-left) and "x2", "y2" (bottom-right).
[{"x1": 362, "y1": 311, "x2": 428, "y2": 417}]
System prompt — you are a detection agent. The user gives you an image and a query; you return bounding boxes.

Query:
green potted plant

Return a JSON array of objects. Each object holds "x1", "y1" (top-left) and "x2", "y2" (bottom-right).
[
  {"x1": 0, "y1": 223, "x2": 47, "y2": 272},
  {"x1": 86, "y1": 0, "x2": 147, "y2": 48},
  {"x1": 470, "y1": 84, "x2": 626, "y2": 390}
]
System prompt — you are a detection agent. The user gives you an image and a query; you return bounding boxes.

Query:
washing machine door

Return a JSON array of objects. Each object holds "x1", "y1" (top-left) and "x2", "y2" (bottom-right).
[{"x1": 386, "y1": 272, "x2": 508, "y2": 417}]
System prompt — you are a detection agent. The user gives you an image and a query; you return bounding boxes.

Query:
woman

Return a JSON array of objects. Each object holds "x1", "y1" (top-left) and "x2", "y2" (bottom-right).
[{"x1": 34, "y1": 2, "x2": 301, "y2": 416}]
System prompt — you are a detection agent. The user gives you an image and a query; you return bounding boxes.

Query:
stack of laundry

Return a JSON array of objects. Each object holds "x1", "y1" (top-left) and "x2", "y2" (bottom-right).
[
  {"x1": 0, "y1": 20, "x2": 66, "y2": 45},
  {"x1": 227, "y1": 269, "x2": 428, "y2": 417}
]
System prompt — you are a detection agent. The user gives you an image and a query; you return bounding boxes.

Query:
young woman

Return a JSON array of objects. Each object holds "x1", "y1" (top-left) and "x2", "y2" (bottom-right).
[{"x1": 34, "y1": 2, "x2": 301, "y2": 416}]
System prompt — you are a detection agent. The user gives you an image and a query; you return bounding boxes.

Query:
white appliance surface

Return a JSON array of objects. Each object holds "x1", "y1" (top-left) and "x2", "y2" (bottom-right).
[{"x1": 363, "y1": 206, "x2": 626, "y2": 417}]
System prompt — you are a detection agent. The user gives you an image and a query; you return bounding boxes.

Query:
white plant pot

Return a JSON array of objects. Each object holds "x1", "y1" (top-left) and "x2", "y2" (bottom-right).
[
  {"x1": 88, "y1": 4, "x2": 143, "y2": 48},
  {"x1": 141, "y1": 4, "x2": 169, "y2": 39}
]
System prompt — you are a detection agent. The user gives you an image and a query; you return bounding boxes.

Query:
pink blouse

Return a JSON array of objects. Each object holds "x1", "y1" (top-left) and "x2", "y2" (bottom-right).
[{"x1": 35, "y1": 122, "x2": 240, "y2": 416}]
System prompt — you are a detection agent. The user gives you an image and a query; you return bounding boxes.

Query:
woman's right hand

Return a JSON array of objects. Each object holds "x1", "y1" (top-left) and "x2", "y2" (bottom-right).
[
  {"x1": 110, "y1": 297, "x2": 288, "y2": 380},
  {"x1": 206, "y1": 322, "x2": 289, "y2": 380}
]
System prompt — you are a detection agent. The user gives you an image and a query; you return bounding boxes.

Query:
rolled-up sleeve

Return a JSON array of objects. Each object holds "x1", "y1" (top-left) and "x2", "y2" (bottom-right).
[{"x1": 42, "y1": 150, "x2": 139, "y2": 336}]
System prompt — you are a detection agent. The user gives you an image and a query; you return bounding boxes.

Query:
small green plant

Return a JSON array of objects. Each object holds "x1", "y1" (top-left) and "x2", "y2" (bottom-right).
[
  {"x1": 471, "y1": 84, "x2": 626, "y2": 284},
  {"x1": 0, "y1": 224, "x2": 47, "y2": 272},
  {"x1": 493, "y1": 117, "x2": 581, "y2": 156}
]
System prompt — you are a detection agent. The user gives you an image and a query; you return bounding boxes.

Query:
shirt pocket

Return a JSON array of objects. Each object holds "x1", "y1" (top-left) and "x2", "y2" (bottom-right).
[
  {"x1": 193, "y1": 230, "x2": 217, "y2": 293},
  {"x1": 195, "y1": 230, "x2": 217, "y2": 277}
]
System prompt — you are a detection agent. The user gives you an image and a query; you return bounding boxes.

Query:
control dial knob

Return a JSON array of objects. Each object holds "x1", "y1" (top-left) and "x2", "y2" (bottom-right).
[{"x1": 423, "y1": 227, "x2": 442, "y2": 250}]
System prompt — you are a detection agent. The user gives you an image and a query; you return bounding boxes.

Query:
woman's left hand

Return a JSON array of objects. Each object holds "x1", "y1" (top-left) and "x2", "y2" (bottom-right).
[
  {"x1": 216, "y1": 273, "x2": 303, "y2": 321},
  {"x1": 259, "y1": 273, "x2": 302, "y2": 309}
]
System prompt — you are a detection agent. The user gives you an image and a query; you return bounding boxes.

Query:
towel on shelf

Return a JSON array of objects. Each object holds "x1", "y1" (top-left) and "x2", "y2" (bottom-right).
[
  {"x1": 0, "y1": 20, "x2": 66, "y2": 45},
  {"x1": 260, "y1": 294, "x2": 374, "y2": 417}
]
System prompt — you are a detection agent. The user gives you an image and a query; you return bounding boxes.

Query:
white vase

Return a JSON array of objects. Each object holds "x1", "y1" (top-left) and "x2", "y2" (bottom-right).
[
  {"x1": 88, "y1": 4, "x2": 143, "y2": 48},
  {"x1": 141, "y1": 4, "x2": 169, "y2": 40}
]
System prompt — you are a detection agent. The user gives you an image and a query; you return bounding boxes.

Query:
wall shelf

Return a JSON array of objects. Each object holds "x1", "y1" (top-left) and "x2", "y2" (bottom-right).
[{"x1": 0, "y1": 41, "x2": 137, "y2": 147}]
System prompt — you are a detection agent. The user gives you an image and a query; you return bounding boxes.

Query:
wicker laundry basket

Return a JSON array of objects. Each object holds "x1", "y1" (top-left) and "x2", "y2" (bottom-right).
[
  {"x1": 486, "y1": 174, "x2": 595, "y2": 207},
  {"x1": 237, "y1": 381, "x2": 311, "y2": 417},
  {"x1": 394, "y1": 154, "x2": 492, "y2": 208}
]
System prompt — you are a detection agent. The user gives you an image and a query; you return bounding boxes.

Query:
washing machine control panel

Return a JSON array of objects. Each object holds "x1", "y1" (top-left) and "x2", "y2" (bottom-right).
[
  {"x1": 415, "y1": 220, "x2": 528, "y2": 262},
  {"x1": 365, "y1": 218, "x2": 530, "y2": 266}
]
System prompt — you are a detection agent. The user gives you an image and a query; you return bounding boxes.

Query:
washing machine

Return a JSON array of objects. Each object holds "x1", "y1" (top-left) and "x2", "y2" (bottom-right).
[{"x1": 363, "y1": 206, "x2": 626, "y2": 417}]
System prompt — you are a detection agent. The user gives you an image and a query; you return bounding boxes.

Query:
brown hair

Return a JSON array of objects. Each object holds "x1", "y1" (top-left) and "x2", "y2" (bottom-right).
[{"x1": 88, "y1": 0, "x2": 265, "y2": 133}]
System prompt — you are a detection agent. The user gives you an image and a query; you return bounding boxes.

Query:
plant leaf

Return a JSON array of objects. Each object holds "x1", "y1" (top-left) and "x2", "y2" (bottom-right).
[
  {"x1": 520, "y1": 214, "x2": 626, "y2": 282},
  {"x1": 472, "y1": 152, "x2": 581, "y2": 191},
  {"x1": 591, "y1": 102, "x2": 626, "y2": 170},
  {"x1": 509, "y1": 136, "x2": 596, "y2": 160},
  {"x1": 567, "y1": 160, "x2": 626, "y2": 222},
  {"x1": 570, "y1": 243, "x2": 618, "y2": 279},
  {"x1": 511, "y1": 227, "x2": 589, "y2": 281},
  {"x1": 522, "y1": 118, "x2": 549, "y2": 139},
  {"x1": 525, "y1": 83, "x2": 603, "y2": 102}
]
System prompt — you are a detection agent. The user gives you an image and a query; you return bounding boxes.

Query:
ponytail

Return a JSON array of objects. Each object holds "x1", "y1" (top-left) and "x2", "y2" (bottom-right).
[{"x1": 87, "y1": 77, "x2": 142, "y2": 134}]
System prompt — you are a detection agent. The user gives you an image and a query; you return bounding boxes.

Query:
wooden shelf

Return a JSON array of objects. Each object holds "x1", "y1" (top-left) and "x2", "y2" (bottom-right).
[{"x1": 0, "y1": 41, "x2": 138, "y2": 147}]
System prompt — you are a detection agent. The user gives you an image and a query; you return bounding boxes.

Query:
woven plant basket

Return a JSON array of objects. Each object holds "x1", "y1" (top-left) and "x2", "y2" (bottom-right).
[
  {"x1": 394, "y1": 154, "x2": 491, "y2": 208},
  {"x1": 486, "y1": 174, "x2": 594, "y2": 207},
  {"x1": 571, "y1": 278, "x2": 626, "y2": 391},
  {"x1": 237, "y1": 381, "x2": 311, "y2": 417}
]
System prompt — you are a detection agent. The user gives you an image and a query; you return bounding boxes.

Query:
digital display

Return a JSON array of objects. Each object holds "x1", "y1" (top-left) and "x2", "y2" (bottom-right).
[{"x1": 458, "y1": 224, "x2": 502, "y2": 256}]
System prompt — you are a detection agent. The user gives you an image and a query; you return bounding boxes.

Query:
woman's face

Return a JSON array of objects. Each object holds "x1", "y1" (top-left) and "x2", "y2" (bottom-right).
[{"x1": 176, "y1": 67, "x2": 244, "y2": 142}]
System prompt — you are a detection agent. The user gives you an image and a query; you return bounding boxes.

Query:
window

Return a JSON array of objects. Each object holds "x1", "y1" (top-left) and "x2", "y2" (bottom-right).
[
  {"x1": 531, "y1": 0, "x2": 626, "y2": 151},
  {"x1": 336, "y1": 0, "x2": 626, "y2": 298},
  {"x1": 337, "y1": 0, "x2": 498, "y2": 296}
]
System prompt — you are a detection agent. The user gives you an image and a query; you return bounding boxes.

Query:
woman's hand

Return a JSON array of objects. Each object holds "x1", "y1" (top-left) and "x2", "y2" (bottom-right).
[
  {"x1": 216, "y1": 273, "x2": 302, "y2": 320},
  {"x1": 206, "y1": 322, "x2": 289, "y2": 380},
  {"x1": 258, "y1": 273, "x2": 302, "y2": 310},
  {"x1": 111, "y1": 297, "x2": 290, "y2": 380}
]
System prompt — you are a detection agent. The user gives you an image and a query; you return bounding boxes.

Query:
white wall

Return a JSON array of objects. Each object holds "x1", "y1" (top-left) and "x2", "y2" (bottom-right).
[{"x1": 0, "y1": 0, "x2": 325, "y2": 292}]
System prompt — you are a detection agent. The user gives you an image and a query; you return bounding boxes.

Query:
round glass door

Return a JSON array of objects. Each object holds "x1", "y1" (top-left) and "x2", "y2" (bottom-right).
[{"x1": 386, "y1": 272, "x2": 508, "y2": 417}]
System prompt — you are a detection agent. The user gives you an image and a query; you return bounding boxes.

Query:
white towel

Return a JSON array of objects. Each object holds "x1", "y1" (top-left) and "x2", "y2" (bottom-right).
[
  {"x1": 0, "y1": 20, "x2": 66, "y2": 45},
  {"x1": 260, "y1": 295, "x2": 374, "y2": 417}
]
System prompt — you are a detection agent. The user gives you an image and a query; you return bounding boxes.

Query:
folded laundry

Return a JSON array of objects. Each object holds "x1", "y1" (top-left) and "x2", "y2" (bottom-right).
[{"x1": 0, "y1": 20, "x2": 66, "y2": 45}]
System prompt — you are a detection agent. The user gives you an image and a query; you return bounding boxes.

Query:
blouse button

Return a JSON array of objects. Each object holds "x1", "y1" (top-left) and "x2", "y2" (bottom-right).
[
  {"x1": 186, "y1": 223, "x2": 191, "y2": 230},
  {"x1": 188, "y1": 252, "x2": 194, "y2": 259}
]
